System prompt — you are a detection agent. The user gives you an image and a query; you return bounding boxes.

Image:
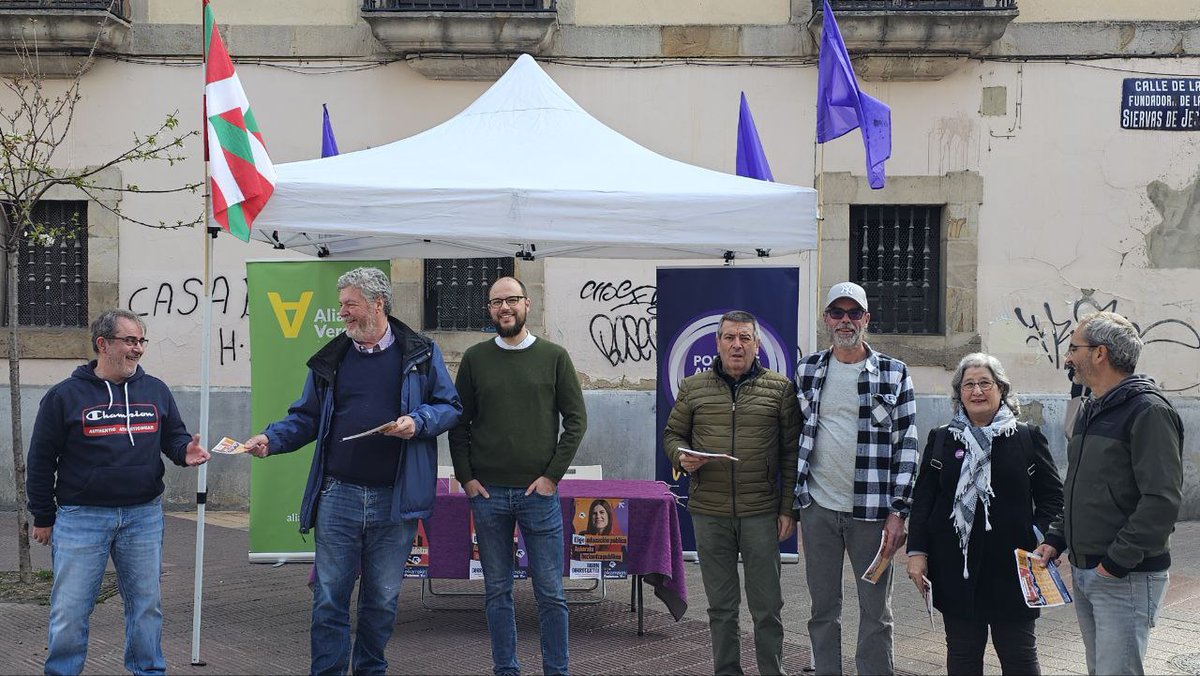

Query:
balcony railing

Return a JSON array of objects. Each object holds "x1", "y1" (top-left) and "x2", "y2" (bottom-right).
[
  {"x1": 0, "y1": 0, "x2": 127, "y2": 18},
  {"x1": 362, "y1": 0, "x2": 554, "y2": 11},
  {"x1": 821, "y1": 0, "x2": 1014, "y2": 10}
]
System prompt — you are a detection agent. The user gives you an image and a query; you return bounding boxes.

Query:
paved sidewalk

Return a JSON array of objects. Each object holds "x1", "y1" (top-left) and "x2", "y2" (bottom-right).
[{"x1": 1, "y1": 510, "x2": 1198, "y2": 675}]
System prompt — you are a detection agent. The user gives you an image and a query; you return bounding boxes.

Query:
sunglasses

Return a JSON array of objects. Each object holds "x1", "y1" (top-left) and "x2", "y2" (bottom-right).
[{"x1": 825, "y1": 307, "x2": 866, "y2": 321}]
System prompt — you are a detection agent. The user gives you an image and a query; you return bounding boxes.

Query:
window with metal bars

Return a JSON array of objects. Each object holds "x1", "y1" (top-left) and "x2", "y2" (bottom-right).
[
  {"x1": 16, "y1": 201, "x2": 89, "y2": 328},
  {"x1": 423, "y1": 257, "x2": 515, "y2": 331},
  {"x1": 849, "y1": 204, "x2": 941, "y2": 335}
]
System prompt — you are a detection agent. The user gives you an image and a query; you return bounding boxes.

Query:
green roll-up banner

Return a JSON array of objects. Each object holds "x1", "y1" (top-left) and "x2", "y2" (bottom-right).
[{"x1": 246, "y1": 259, "x2": 389, "y2": 561}]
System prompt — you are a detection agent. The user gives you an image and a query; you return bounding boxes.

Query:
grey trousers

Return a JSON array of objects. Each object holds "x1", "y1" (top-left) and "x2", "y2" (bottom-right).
[
  {"x1": 692, "y1": 512, "x2": 786, "y2": 676},
  {"x1": 1073, "y1": 565, "x2": 1169, "y2": 675},
  {"x1": 799, "y1": 502, "x2": 894, "y2": 676}
]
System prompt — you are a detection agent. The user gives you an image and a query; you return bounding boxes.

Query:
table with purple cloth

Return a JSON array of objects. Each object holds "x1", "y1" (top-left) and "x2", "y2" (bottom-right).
[{"x1": 426, "y1": 478, "x2": 688, "y2": 622}]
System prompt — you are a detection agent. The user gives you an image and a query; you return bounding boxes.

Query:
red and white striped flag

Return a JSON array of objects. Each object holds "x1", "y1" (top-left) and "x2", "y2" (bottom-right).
[{"x1": 204, "y1": 0, "x2": 274, "y2": 242}]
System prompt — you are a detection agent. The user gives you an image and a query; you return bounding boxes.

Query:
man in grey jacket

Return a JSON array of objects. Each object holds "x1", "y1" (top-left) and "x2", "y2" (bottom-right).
[{"x1": 1036, "y1": 311, "x2": 1183, "y2": 675}]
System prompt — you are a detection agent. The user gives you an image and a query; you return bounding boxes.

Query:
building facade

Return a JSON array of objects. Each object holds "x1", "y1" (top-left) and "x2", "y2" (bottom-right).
[{"x1": 0, "y1": 0, "x2": 1197, "y2": 514}]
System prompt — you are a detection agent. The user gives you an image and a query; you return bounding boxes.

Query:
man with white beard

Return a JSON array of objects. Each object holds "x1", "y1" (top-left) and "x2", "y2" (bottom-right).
[{"x1": 792, "y1": 282, "x2": 919, "y2": 676}]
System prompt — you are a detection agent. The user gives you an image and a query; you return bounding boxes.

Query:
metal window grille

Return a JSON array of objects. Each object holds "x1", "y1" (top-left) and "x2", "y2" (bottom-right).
[
  {"x1": 362, "y1": 0, "x2": 552, "y2": 11},
  {"x1": 849, "y1": 205, "x2": 941, "y2": 335},
  {"x1": 821, "y1": 0, "x2": 1015, "y2": 10},
  {"x1": 423, "y1": 257, "x2": 515, "y2": 331},
  {"x1": 18, "y1": 201, "x2": 89, "y2": 328}
]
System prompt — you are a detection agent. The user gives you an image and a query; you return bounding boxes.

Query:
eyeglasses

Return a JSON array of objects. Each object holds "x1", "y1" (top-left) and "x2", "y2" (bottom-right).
[
  {"x1": 960, "y1": 380, "x2": 996, "y2": 393},
  {"x1": 1066, "y1": 343, "x2": 1100, "y2": 353},
  {"x1": 487, "y1": 295, "x2": 526, "y2": 309},
  {"x1": 105, "y1": 335, "x2": 149, "y2": 347},
  {"x1": 825, "y1": 307, "x2": 866, "y2": 321}
]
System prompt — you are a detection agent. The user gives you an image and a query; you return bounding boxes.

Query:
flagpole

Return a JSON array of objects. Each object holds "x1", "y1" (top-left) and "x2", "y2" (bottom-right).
[{"x1": 191, "y1": 0, "x2": 212, "y2": 665}]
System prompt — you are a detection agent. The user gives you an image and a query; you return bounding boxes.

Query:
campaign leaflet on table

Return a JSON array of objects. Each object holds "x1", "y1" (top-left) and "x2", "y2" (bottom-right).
[
  {"x1": 569, "y1": 497, "x2": 628, "y2": 580},
  {"x1": 1014, "y1": 548, "x2": 1073, "y2": 608},
  {"x1": 403, "y1": 519, "x2": 429, "y2": 579},
  {"x1": 469, "y1": 514, "x2": 529, "y2": 580}
]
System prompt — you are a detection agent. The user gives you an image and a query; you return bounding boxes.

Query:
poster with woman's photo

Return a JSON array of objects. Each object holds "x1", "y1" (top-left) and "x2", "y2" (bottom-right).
[
  {"x1": 569, "y1": 498, "x2": 629, "y2": 579},
  {"x1": 469, "y1": 514, "x2": 529, "y2": 580}
]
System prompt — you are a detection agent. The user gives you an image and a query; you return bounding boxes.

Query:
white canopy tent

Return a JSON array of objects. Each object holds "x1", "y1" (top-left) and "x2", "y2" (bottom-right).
[
  {"x1": 253, "y1": 54, "x2": 817, "y2": 260},
  {"x1": 194, "y1": 54, "x2": 821, "y2": 663}
]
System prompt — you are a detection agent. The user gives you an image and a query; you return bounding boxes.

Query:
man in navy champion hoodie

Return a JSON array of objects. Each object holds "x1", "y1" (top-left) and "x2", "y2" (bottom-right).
[{"x1": 26, "y1": 309, "x2": 210, "y2": 676}]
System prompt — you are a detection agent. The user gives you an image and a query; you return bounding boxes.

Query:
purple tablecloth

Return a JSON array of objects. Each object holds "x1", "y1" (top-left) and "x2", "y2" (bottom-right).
[{"x1": 426, "y1": 479, "x2": 687, "y2": 621}]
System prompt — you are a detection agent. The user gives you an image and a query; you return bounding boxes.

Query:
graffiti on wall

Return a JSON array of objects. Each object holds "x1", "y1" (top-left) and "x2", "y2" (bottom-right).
[
  {"x1": 1013, "y1": 290, "x2": 1200, "y2": 391},
  {"x1": 126, "y1": 275, "x2": 249, "y2": 366},
  {"x1": 579, "y1": 279, "x2": 657, "y2": 367}
]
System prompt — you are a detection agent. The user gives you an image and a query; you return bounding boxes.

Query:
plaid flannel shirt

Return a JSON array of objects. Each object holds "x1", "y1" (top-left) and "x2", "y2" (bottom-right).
[{"x1": 793, "y1": 343, "x2": 919, "y2": 521}]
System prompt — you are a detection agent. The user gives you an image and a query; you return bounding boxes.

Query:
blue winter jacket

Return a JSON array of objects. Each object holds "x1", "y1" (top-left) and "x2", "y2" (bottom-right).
[{"x1": 263, "y1": 317, "x2": 462, "y2": 532}]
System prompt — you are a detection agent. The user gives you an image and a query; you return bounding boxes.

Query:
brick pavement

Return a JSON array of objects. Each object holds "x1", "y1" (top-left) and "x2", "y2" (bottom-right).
[{"x1": 1, "y1": 511, "x2": 1197, "y2": 675}]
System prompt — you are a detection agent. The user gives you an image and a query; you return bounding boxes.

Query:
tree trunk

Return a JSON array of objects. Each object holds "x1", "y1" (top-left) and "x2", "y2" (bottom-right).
[{"x1": 3, "y1": 207, "x2": 33, "y2": 582}]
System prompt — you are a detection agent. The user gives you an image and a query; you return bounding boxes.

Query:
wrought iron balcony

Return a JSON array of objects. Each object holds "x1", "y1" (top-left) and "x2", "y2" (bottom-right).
[
  {"x1": 361, "y1": 0, "x2": 557, "y2": 80},
  {"x1": 363, "y1": 0, "x2": 553, "y2": 10},
  {"x1": 0, "y1": 0, "x2": 127, "y2": 19},
  {"x1": 813, "y1": 0, "x2": 1018, "y2": 80},
  {"x1": 0, "y1": 0, "x2": 131, "y2": 75},
  {"x1": 822, "y1": 0, "x2": 1012, "y2": 9}
]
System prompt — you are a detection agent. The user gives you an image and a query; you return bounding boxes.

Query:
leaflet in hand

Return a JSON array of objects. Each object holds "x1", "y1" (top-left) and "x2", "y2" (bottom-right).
[
  {"x1": 678, "y1": 447, "x2": 739, "y2": 461},
  {"x1": 860, "y1": 531, "x2": 891, "y2": 584},
  {"x1": 210, "y1": 437, "x2": 248, "y2": 455},
  {"x1": 922, "y1": 576, "x2": 935, "y2": 628},
  {"x1": 341, "y1": 420, "x2": 399, "y2": 441},
  {"x1": 1014, "y1": 548, "x2": 1073, "y2": 608}
]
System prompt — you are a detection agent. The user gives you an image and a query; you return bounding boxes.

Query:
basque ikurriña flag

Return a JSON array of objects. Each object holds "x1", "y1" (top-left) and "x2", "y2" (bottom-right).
[{"x1": 204, "y1": 0, "x2": 275, "y2": 241}]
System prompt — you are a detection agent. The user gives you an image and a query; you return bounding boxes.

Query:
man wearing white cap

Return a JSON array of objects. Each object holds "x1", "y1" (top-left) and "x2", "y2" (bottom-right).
[{"x1": 793, "y1": 282, "x2": 919, "y2": 676}]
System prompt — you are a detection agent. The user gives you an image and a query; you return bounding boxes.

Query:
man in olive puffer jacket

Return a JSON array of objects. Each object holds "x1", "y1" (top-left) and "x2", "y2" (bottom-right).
[
  {"x1": 664, "y1": 310, "x2": 800, "y2": 676},
  {"x1": 1036, "y1": 311, "x2": 1183, "y2": 676}
]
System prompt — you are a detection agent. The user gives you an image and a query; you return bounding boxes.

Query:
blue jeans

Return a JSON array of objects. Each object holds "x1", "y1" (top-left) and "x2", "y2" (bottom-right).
[
  {"x1": 1072, "y1": 566, "x2": 1169, "y2": 675},
  {"x1": 470, "y1": 485, "x2": 569, "y2": 676},
  {"x1": 46, "y1": 498, "x2": 165, "y2": 676},
  {"x1": 311, "y1": 478, "x2": 418, "y2": 676}
]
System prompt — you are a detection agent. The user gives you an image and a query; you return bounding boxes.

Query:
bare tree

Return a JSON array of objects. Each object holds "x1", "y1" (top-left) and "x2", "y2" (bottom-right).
[{"x1": 1, "y1": 17, "x2": 201, "y2": 582}]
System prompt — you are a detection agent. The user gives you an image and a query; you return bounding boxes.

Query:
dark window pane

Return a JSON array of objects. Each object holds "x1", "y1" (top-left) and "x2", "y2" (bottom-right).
[
  {"x1": 17, "y1": 201, "x2": 89, "y2": 328},
  {"x1": 849, "y1": 204, "x2": 942, "y2": 335},
  {"x1": 423, "y1": 257, "x2": 515, "y2": 331}
]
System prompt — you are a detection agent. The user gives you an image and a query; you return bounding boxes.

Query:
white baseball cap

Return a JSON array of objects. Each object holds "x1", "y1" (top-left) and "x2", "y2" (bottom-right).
[{"x1": 825, "y1": 282, "x2": 869, "y2": 311}]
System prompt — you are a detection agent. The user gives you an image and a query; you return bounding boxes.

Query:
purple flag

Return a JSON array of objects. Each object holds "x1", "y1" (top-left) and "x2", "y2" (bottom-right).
[
  {"x1": 816, "y1": 0, "x2": 891, "y2": 189},
  {"x1": 736, "y1": 92, "x2": 774, "y2": 182},
  {"x1": 321, "y1": 103, "x2": 339, "y2": 158}
]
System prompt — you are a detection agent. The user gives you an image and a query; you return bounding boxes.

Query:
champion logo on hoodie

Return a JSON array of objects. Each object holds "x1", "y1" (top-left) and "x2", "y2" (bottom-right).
[{"x1": 82, "y1": 403, "x2": 160, "y2": 437}]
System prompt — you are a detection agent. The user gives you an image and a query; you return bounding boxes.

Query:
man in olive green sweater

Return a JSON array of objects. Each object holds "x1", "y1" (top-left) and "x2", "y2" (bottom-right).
[
  {"x1": 1036, "y1": 311, "x2": 1183, "y2": 675},
  {"x1": 663, "y1": 310, "x2": 800, "y2": 676},
  {"x1": 449, "y1": 276, "x2": 587, "y2": 676}
]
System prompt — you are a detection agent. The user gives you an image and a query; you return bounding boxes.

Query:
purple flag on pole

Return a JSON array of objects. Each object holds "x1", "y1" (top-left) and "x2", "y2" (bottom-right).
[
  {"x1": 816, "y1": 0, "x2": 891, "y2": 189},
  {"x1": 321, "y1": 103, "x2": 339, "y2": 158},
  {"x1": 736, "y1": 92, "x2": 774, "y2": 182}
]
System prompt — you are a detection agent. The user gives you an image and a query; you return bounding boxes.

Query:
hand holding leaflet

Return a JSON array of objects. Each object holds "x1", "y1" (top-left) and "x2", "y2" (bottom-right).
[
  {"x1": 678, "y1": 447, "x2": 739, "y2": 461},
  {"x1": 341, "y1": 420, "x2": 400, "y2": 442},
  {"x1": 861, "y1": 531, "x2": 891, "y2": 584},
  {"x1": 210, "y1": 437, "x2": 248, "y2": 455}
]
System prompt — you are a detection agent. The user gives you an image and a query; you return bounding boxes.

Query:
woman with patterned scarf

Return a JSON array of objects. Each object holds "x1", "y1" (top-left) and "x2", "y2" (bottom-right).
[{"x1": 905, "y1": 353, "x2": 1064, "y2": 674}]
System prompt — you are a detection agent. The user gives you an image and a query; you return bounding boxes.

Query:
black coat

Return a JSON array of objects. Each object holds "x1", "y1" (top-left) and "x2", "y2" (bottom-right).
[{"x1": 907, "y1": 422, "x2": 1064, "y2": 622}]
